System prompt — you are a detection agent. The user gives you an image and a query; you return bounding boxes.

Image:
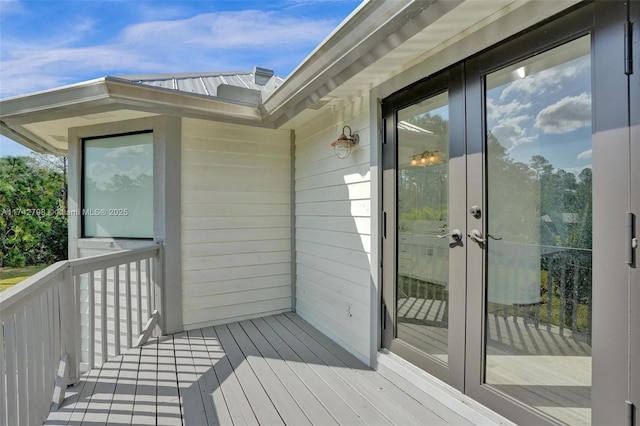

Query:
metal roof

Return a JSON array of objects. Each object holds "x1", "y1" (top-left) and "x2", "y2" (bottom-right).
[{"x1": 116, "y1": 68, "x2": 284, "y2": 103}]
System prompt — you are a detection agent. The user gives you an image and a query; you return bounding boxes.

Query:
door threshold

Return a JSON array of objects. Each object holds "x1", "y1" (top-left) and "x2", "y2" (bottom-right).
[{"x1": 376, "y1": 349, "x2": 514, "y2": 425}]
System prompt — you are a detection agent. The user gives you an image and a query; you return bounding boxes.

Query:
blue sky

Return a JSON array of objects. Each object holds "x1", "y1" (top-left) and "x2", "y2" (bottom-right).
[{"x1": 0, "y1": 0, "x2": 361, "y2": 156}]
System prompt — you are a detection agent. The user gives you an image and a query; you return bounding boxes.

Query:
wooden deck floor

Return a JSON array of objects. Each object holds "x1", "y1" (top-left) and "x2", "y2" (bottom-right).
[{"x1": 45, "y1": 312, "x2": 496, "y2": 426}]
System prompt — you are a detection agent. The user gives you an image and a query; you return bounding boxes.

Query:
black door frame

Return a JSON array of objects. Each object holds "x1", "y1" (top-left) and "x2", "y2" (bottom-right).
[
  {"x1": 381, "y1": 66, "x2": 467, "y2": 390},
  {"x1": 381, "y1": 1, "x2": 634, "y2": 424}
]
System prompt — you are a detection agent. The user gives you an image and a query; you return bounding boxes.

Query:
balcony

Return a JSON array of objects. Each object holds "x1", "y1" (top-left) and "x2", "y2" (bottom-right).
[{"x1": 1, "y1": 246, "x2": 509, "y2": 426}]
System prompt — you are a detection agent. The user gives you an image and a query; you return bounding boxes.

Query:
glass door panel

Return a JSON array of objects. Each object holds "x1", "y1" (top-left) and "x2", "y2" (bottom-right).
[
  {"x1": 484, "y1": 36, "x2": 592, "y2": 424},
  {"x1": 396, "y1": 91, "x2": 450, "y2": 365}
]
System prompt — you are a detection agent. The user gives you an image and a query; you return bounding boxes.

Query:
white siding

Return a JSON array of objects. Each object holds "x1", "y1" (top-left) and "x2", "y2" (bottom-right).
[
  {"x1": 181, "y1": 118, "x2": 292, "y2": 330},
  {"x1": 294, "y1": 95, "x2": 372, "y2": 363}
]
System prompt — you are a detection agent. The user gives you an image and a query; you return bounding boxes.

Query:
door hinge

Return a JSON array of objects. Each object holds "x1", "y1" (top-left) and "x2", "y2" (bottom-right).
[
  {"x1": 626, "y1": 400, "x2": 635, "y2": 426},
  {"x1": 383, "y1": 211, "x2": 387, "y2": 239},
  {"x1": 627, "y1": 212, "x2": 636, "y2": 265},
  {"x1": 625, "y1": 21, "x2": 633, "y2": 75},
  {"x1": 382, "y1": 303, "x2": 387, "y2": 330}
]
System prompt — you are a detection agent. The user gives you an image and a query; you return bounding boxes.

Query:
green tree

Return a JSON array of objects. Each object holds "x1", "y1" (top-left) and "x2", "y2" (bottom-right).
[{"x1": 0, "y1": 156, "x2": 67, "y2": 267}]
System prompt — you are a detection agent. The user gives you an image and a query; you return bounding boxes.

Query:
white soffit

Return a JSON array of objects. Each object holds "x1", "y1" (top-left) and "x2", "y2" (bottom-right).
[
  {"x1": 327, "y1": 0, "x2": 581, "y2": 100},
  {"x1": 21, "y1": 110, "x2": 157, "y2": 152}
]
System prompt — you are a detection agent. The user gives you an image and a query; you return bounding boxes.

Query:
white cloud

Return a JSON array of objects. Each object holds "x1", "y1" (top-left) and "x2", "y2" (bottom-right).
[
  {"x1": 486, "y1": 98, "x2": 532, "y2": 122},
  {"x1": 490, "y1": 115, "x2": 537, "y2": 151},
  {"x1": 0, "y1": 46, "x2": 150, "y2": 97},
  {"x1": 577, "y1": 148, "x2": 592, "y2": 160},
  {"x1": 498, "y1": 55, "x2": 589, "y2": 101},
  {"x1": 0, "y1": 10, "x2": 339, "y2": 98},
  {"x1": 534, "y1": 92, "x2": 591, "y2": 134},
  {"x1": 104, "y1": 145, "x2": 146, "y2": 159},
  {"x1": 119, "y1": 11, "x2": 335, "y2": 50}
]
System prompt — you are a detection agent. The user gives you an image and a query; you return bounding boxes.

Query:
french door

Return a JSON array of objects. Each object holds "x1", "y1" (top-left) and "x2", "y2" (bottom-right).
[{"x1": 381, "y1": 2, "x2": 634, "y2": 424}]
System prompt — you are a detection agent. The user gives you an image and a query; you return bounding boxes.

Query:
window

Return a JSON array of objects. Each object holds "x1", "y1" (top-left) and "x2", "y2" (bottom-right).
[{"x1": 83, "y1": 131, "x2": 153, "y2": 238}]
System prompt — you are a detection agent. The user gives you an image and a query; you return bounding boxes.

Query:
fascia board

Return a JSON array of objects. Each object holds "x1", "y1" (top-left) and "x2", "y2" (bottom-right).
[
  {"x1": 0, "y1": 77, "x2": 264, "y2": 125},
  {"x1": 262, "y1": 0, "x2": 400, "y2": 111},
  {"x1": 104, "y1": 77, "x2": 264, "y2": 123},
  {"x1": 0, "y1": 76, "x2": 269, "y2": 156},
  {"x1": 263, "y1": 0, "x2": 463, "y2": 127},
  {"x1": 0, "y1": 78, "x2": 113, "y2": 124}
]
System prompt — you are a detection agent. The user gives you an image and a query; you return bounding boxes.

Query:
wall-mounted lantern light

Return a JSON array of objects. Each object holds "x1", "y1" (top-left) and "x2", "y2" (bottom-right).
[{"x1": 331, "y1": 125, "x2": 359, "y2": 159}]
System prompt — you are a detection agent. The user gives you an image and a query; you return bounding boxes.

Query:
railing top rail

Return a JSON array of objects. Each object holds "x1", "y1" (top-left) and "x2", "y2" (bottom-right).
[
  {"x1": 68, "y1": 244, "x2": 161, "y2": 271},
  {"x1": 0, "y1": 245, "x2": 161, "y2": 315},
  {"x1": 0, "y1": 260, "x2": 68, "y2": 315}
]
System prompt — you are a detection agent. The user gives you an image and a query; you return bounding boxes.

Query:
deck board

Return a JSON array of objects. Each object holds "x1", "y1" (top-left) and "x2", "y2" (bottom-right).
[
  {"x1": 131, "y1": 341, "x2": 159, "y2": 426},
  {"x1": 106, "y1": 351, "x2": 138, "y2": 424},
  {"x1": 175, "y1": 332, "x2": 209, "y2": 426},
  {"x1": 239, "y1": 319, "x2": 338, "y2": 425},
  {"x1": 156, "y1": 336, "x2": 182, "y2": 426},
  {"x1": 283, "y1": 313, "x2": 463, "y2": 425},
  {"x1": 226, "y1": 321, "x2": 311, "y2": 425},
  {"x1": 265, "y1": 315, "x2": 393, "y2": 425},
  {"x1": 251, "y1": 317, "x2": 363, "y2": 425},
  {"x1": 187, "y1": 329, "x2": 233, "y2": 426},
  {"x1": 45, "y1": 312, "x2": 505, "y2": 425},
  {"x1": 214, "y1": 324, "x2": 285, "y2": 425},
  {"x1": 201, "y1": 326, "x2": 257, "y2": 426},
  {"x1": 275, "y1": 314, "x2": 422, "y2": 425}
]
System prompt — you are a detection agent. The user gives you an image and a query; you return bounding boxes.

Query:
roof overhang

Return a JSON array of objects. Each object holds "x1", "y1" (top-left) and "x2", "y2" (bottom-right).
[
  {"x1": 0, "y1": 77, "x2": 265, "y2": 155},
  {"x1": 264, "y1": 0, "x2": 582, "y2": 128},
  {"x1": 262, "y1": 0, "x2": 459, "y2": 127}
]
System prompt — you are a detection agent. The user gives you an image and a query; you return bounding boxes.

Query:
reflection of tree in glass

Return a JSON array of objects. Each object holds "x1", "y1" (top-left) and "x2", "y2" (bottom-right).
[
  {"x1": 407, "y1": 112, "x2": 449, "y2": 136},
  {"x1": 105, "y1": 173, "x2": 152, "y2": 193},
  {"x1": 489, "y1": 131, "x2": 592, "y2": 333},
  {"x1": 398, "y1": 112, "x2": 450, "y2": 228}
]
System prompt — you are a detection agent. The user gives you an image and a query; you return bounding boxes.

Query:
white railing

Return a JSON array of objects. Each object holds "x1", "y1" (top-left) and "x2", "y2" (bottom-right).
[{"x1": 0, "y1": 245, "x2": 163, "y2": 426}]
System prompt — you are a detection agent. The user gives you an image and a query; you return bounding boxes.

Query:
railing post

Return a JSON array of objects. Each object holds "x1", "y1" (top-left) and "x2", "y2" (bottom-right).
[
  {"x1": 153, "y1": 243, "x2": 165, "y2": 336},
  {"x1": 59, "y1": 266, "x2": 79, "y2": 385}
]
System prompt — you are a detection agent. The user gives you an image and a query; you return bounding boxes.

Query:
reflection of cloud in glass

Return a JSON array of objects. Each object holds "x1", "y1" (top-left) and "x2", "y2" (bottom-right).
[
  {"x1": 534, "y1": 92, "x2": 591, "y2": 134},
  {"x1": 490, "y1": 115, "x2": 537, "y2": 150},
  {"x1": 577, "y1": 148, "x2": 592, "y2": 160},
  {"x1": 104, "y1": 145, "x2": 146, "y2": 159},
  {"x1": 87, "y1": 161, "x2": 151, "y2": 190},
  {"x1": 565, "y1": 164, "x2": 592, "y2": 176},
  {"x1": 498, "y1": 55, "x2": 589, "y2": 101},
  {"x1": 486, "y1": 98, "x2": 532, "y2": 121}
]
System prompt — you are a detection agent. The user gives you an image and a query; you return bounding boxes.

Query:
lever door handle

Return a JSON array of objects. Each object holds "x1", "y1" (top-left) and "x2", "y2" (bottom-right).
[
  {"x1": 468, "y1": 229, "x2": 486, "y2": 243},
  {"x1": 437, "y1": 228, "x2": 462, "y2": 241}
]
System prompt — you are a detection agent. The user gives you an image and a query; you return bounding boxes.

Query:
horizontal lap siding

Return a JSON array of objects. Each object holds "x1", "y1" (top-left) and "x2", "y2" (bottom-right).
[
  {"x1": 181, "y1": 119, "x2": 292, "y2": 330},
  {"x1": 294, "y1": 96, "x2": 372, "y2": 362}
]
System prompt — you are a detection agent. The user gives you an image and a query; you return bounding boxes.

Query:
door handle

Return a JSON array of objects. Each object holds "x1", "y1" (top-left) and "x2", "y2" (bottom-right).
[
  {"x1": 437, "y1": 228, "x2": 462, "y2": 241},
  {"x1": 468, "y1": 229, "x2": 486, "y2": 243}
]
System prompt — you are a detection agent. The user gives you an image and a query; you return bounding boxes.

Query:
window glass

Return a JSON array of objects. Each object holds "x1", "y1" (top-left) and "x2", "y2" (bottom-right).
[
  {"x1": 83, "y1": 132, "x2": 153, "y2": 238},
  {"x1": 485, "y1": 36, "x2": 592, "y2": 424},
  {"x1": 396, "y1": 91, "x2": 450, "y2": 365}
]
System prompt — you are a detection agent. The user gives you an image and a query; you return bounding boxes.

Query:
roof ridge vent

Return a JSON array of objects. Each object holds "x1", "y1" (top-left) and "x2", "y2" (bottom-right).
[{"x1": 254, "y1": 67, "x2": 274, "y2": 86}]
